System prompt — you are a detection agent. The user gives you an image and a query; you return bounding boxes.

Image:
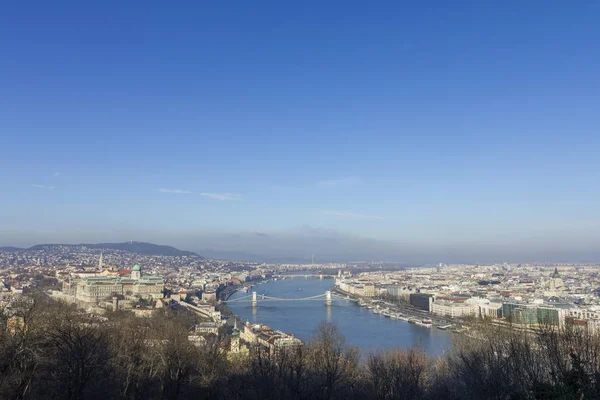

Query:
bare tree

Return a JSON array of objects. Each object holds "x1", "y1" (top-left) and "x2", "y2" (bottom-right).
[
  {"x1": 39, "y1": 302, "x2": 112, "y2": 400},
  {"x1": 367, "y1": 345, "x2": 429, "y2": 400},
  {"x1": 306, "y1": 321, "x2": 360, "y2": 400}
]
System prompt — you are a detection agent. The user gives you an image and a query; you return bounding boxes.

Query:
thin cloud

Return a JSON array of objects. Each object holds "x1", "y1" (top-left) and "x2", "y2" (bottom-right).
[
  {"x1": 564, "y1": 219, "x2": 600, "y2": 228},
  {"x1": 158, "y1": 188, "x2": 192, "y2": 194},
  {"x1": 200, "y1": 192, "x2": 243, "y2": 201},
  {"x1": 321, "y1": 210, "x2": 385, "y2": 221},
  {"x1": 317, "y1": 176, "x2": 361, "y2": 187},
  {"x1": 53, "y1": 172, "x2": 60, "y2": 177},
  {"x1": 30, "y1": 184, "x2": 55, "y2": 190}
]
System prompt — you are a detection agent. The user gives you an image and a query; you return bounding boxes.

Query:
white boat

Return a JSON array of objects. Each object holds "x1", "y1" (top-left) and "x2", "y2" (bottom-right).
[{"x1": 415, "y1": 319, "x2": 433, "y2": 328}]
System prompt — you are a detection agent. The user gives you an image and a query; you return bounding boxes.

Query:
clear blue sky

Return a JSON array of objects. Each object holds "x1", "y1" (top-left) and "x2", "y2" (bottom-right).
[{"x1": 1, "y1": 1, "x2": 599, "y2": 261}]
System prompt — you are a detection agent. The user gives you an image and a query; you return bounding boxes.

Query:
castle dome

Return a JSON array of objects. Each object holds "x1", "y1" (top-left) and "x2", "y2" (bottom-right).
[{"x1": 132, "y1": 264, "x2": 141, "y2": 272}]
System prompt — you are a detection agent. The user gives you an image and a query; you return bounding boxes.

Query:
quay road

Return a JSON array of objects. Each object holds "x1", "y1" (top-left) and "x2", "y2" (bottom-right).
[{"x1": 331, "y1": 287, "x2": 459, "y2": 328}]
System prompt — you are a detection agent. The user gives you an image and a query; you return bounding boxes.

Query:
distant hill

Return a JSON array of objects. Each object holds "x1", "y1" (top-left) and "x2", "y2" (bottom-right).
[
  {"x1": 200, "y1": 248, "x2": 309, "y2": 263},
  {"x1": 0, "y1": 246, "x2": 23, "y2": 252},
  {"x1": 27, "y1": 242, "x2": 201, "y2": 257}
]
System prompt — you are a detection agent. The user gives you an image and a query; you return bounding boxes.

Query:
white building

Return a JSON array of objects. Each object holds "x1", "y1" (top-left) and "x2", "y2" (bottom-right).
[{"x1": 431, "y1": 299, "x2": 478, "y2": 318}]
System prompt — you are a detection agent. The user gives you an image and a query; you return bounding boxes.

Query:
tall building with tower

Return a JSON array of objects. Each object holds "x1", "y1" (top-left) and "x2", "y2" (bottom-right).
[{"x1": 230, "y1": 320, "x2": 240, "y2": 353}]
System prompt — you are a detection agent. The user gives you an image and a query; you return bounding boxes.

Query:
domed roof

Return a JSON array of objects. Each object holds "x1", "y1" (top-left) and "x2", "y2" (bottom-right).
[{"x1": 132, "y1": 264, "x2": 141, "y2": 271}]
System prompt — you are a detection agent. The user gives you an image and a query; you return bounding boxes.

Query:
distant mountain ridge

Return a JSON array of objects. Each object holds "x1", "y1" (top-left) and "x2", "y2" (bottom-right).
[
  {"x1": 0, "y1": 246, "x2": 23, "y2": 252},
  {"x1": 199, "y1": 248, "x2": 311, "y2": 263},
  {"x1": 4, "y1": 242, "x2": 200, "y2": 257}
]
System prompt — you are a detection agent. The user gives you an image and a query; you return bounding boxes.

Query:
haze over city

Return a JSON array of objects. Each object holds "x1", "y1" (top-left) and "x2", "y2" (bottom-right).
[{"x1": 2, "y1": 2, "x2": 599, "y2": 262}]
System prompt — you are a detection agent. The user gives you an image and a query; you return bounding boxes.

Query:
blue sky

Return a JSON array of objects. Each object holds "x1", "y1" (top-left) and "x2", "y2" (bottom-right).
[{"x1": 1, "y1": 2, "x2": 600, "y2": 261}]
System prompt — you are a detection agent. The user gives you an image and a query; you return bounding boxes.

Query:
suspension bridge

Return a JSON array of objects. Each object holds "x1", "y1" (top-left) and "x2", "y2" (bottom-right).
[
  {"x1": 274, "y1": 274, "x2": 337, "y2": 279},
  {"x1": 224, "y1": 290, "x2": 337, "y2": 306}
]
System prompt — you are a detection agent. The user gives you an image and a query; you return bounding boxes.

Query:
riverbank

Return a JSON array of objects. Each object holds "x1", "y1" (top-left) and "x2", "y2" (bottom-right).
[{"x1": 331, "y1": 286, "x2": 467, "y2": 332}]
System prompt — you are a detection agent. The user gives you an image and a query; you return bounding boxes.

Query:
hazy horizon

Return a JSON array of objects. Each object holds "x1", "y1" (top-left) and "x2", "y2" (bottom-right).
[
  {"x1": 3, "y1": 225, "x2": 600, "y2": 265},
  {"x1": 2, "y1": 2, "x2": 599, "y2": 264}
]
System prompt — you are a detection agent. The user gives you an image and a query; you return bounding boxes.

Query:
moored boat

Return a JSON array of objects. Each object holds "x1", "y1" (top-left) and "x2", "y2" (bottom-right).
[{"x1": 416, "y1": 319, "x2": 433, "y2": 328}]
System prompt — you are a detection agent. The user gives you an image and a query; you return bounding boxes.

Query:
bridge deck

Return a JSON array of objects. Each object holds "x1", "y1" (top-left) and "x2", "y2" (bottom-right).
[
  {"x1": 225, "y1": 294, "x2": 342, "y2": 303},
  {"x1": 226, "y1": 298, "x2": 330, "y2": 302}
]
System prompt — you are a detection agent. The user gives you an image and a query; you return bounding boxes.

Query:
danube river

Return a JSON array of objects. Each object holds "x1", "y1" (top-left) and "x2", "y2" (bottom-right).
[{"x1": 227, "y1": 277, "x2": 453, "y2": 355}]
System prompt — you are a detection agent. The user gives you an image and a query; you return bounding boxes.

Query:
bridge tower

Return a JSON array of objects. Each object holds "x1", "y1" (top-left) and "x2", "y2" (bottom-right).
[
  {"x1": 319, "y1": 274, "x2": 323, "y2": 279},
  {"x1": 252, "y1": 291, "x2": 257, "y2": 307},
  {"x1": 325, "y1": 291, "x2": 332, "y2": 306}
]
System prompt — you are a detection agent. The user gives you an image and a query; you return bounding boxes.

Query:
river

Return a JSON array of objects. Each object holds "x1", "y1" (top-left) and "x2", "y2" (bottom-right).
[{"x1": 227, "y1": 277, "x2": 453, "y2": 356}]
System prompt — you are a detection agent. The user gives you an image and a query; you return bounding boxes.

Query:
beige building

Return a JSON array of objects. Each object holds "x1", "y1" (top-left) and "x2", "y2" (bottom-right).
[
  {"x1": 75, "y1": 264, "x2": 163, "y2": 303},
  {"x1": 479, "y1": 302, "x2": 502, "y2": 319},
  {"x1": 202, "y1": 290, "x2": 217, "y2": 302},
  {"x1": 240, "y1": 323, "x2": 302, "y2": 354}
]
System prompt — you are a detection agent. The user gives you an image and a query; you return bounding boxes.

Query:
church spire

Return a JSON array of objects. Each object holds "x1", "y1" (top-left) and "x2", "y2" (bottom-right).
[{"x1": 99, "y1": 252, "x2": 104, "y2": 269}]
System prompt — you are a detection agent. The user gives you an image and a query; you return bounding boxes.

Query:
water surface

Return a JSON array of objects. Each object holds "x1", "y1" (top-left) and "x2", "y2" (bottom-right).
[{"x1": 227, "y1": 277, "x2": 453, "y2": 355}]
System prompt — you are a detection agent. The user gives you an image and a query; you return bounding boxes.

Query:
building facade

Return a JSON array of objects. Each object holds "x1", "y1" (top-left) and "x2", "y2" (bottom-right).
[
  {"x1": 409, "y1": 293, "x2": 434, "y2": 312},
  {"x1": 75, "y1": 264, "x2": 163, "y2": 303}
]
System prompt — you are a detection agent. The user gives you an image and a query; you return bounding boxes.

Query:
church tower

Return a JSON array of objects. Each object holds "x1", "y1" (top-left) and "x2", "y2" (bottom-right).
[
  {"x1": 231, "y1": 320, "x2": 240, "y2": 353},
  {"x1": 98, "y1": 252, "x2": 104, "y2": 270},
  {"x1": 550, "y1": 268, "x2": 565, "y2": 292}
]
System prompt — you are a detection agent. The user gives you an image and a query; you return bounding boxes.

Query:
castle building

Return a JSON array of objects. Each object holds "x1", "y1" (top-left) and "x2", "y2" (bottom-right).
[{"x1": 75, "y1": 264, "x2": 163, "y2": 303}]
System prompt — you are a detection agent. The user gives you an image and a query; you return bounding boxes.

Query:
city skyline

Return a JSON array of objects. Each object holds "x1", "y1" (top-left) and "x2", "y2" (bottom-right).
[{"x1": 2, "y1": 2, "x2": 600, "y2": 262}]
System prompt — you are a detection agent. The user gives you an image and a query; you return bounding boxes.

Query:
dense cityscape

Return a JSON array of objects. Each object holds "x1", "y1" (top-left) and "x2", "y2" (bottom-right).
[
  {"x1": 4, "y1": 243, "x2": 600, "y2": 398},
  {"x1": 4, "y1": 243, "x2": 600, "y2": 347}
]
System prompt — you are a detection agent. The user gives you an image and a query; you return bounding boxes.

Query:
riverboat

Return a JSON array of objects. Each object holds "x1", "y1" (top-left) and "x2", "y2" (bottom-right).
[{"x1": 415, "y1": 319, "x2": 433, "y2": 328}]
